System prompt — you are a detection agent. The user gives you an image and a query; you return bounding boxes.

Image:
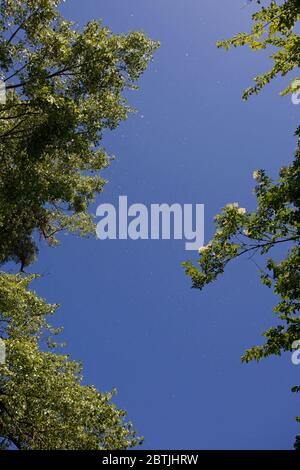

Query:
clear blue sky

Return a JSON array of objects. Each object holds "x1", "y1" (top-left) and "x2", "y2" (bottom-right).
[{"x1": 31, "y1": 0, "x2": 299, "y2": 449}]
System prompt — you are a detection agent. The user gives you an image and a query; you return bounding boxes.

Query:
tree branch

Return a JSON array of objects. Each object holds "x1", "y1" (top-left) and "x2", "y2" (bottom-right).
[{"x1": 6, "y1": 10, "x2": 40, "y2": 46}]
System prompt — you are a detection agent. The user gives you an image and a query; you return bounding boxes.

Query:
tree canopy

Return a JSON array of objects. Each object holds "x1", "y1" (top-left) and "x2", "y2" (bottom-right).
[
  {"x1": 0, "y1": 0, "x2": 158, "y2": 269},
  {"x1": 0, "y1": 0, "x2": 158, "y2": 450},
  {"x1": 0, "y1": 274, "x2": 141, "y2": 450},
  {"x1": 184, "y1": 0, "x2": 300, "y2": 450},
  {"x1": 218, "y1": 0, "x2": 300, "y2": 100}
]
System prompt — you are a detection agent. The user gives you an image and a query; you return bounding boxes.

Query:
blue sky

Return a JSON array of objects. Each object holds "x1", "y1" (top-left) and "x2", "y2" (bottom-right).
[{"x1": 31, "y1": 0, "x2": 299, "y2": 449}]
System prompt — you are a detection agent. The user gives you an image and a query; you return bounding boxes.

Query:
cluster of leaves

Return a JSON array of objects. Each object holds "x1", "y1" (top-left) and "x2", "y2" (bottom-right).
[
  {"x1": 0, "y1": 0, "x2": 159, "y2": 269},
  {"x1": 183, "y1": 149, "x2": 300, "y2": 358},
  {"x1": 218, "y1": 0, "x2": 300, "y2": 99},
  {"x1": 185, "y1": 0, "x2": 300, "y2": 449},
  {"x1": 184, "y1": 138, "x2": 300, "y2": 451},
  {"x1": 0, "y1": 274, "x2": 141, "y2": 450},
  {"x1": 0, "y1": 0, "x2": 158, "y2": 450},
  {"x1": 183, "y1": 153, "x2": 300, "y2": 448}
]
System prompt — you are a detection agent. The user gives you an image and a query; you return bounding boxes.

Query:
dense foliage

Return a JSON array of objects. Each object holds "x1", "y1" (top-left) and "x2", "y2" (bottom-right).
[
  {"x1": 0, "y1": 274, "x2": 141, "y2": 450},
  {"x1": 218, "y1": 0, "x2": 300, "y2": 100},
  {"x1": 0, "y1": 0, "x2": 158, "y2": 269},
  {"x1": 0, "y1": 0, "x2": 158, "y2": 450}
]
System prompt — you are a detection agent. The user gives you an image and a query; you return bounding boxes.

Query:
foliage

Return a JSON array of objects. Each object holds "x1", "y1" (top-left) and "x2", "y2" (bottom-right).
[
  {"x1": 183, "y1": 151, "x2": 300, "y2": 361},
  {"x1": 0, "y1": 0, "x2": 159, "y2": 269},
  {"x1": 0, "y1": 0, "x2": 158, "y2": 450},
  {"x1": 218, "y1": 0, "x2": 300, "y2": 100},
  {"x1": 0, "y1": 273, "x2": 141, "y2": 450},
  {"x1": 185, "y1": 0, "x2": 300, "y2": 449}
]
